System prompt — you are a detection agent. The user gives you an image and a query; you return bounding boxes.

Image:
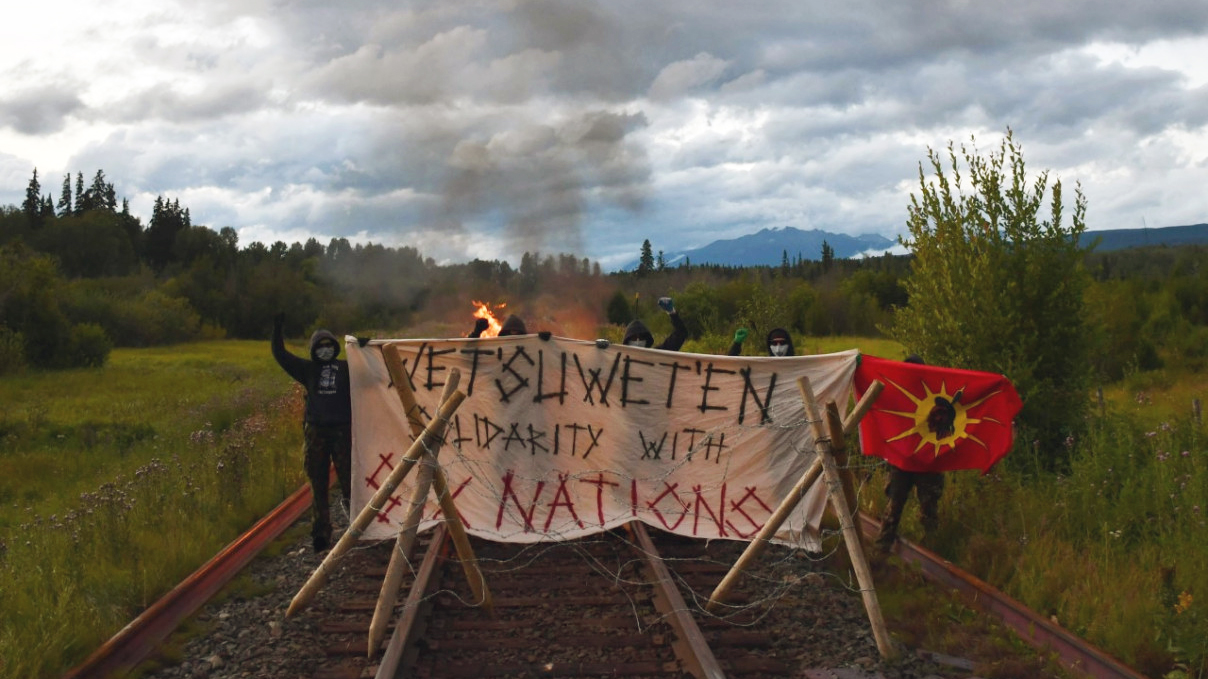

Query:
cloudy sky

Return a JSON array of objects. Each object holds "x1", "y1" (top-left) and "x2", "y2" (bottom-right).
[{"x1": 3, "y1": 0, "x2": 1207, "y2": 269}]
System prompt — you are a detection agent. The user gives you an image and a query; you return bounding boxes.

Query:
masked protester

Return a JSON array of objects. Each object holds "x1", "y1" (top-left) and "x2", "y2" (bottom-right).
[
  {"x1": 766, "y1": 328, "x2": 796, "y2": 357},
  {"x1": 469, "y1": 314, "x2": 528, "y2": 338},
  {"x1": 728, "y1": 326, "x2": 797, "y2": 357},
  {"x1": 876, "y1": 354, "x2": 946, "y2": 552},
  {"x1": 729, "y1": 326, "x2": 796, "y2": 357},
  {"x1": 622, "y1": 297, "x2": 687, "y2": 350},
  {"x1": 272, "y1": 313, "x2": 353, "y2": 553}
]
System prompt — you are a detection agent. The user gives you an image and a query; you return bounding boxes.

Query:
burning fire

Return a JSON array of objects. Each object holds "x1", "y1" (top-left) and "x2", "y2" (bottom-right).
[{"x1": 471, "y1": 300, "x2": 505, "y2": 337}]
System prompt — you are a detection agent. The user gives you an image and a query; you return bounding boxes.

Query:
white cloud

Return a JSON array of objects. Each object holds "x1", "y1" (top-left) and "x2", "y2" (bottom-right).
[{"x1": 1, "y1": 0, "x2": 1206, "y2": 268}]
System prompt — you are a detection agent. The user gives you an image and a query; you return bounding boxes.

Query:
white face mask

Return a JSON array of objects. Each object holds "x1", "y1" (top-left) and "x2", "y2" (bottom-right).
[
  {"x1": 770, "y1": 343, "x2": 789, "y2": 357},
  {"x1": 626, "y1": 339, "x2": 648, "y2": 348},
  {"x1": 315, "y1": 345, "x2": 336, "y2": 361}
]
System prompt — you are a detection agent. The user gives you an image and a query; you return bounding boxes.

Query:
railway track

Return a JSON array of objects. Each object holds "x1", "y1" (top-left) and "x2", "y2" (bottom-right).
[
  {"x1": 65, "y1": 486, "x2": 1151, "y2": 679},
  {"x1": 387, "y1": 522, "x2": 800, "y2": 679}
]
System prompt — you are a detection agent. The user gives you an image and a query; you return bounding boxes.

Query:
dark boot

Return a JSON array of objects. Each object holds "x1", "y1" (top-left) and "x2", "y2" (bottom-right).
[{"x1": 312, "y1": 532, "x2": 330, "y2": 553}]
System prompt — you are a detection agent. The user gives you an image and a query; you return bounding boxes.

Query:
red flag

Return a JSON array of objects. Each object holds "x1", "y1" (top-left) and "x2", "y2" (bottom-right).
[{"x1": 853, "y1": 355, "x2": 1023, "y2": 474}]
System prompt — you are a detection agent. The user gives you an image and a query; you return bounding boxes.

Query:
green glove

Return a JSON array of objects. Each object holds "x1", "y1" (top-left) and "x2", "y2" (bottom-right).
[{"x1": 734, "y1": 328, "x2": 749, "y2": 344}]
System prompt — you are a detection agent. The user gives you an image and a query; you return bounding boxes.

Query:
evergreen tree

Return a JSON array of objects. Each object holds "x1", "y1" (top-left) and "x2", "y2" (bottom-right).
[
  {"x1": 86, "y1": 170, "x2": 116, "y2": 212},
  {"x1": 57, "y1": 174, "x2": 72, "y2": 216},
  {"x1": 144, "y1": 195, "x2": 191, "y2": 271},
  {"x1": 637, "y1": 239, "x2": 654, "y2": 276},
  {"x1": 656, "y1": 249, "x2": 666, "y2": 271},
  {"x1": 22, "y1": 168, "x2": 42, "y2": 226},
  {"x1": 821, "y1": 240, "x2": 834, "y2": 272},
  {"x1": 75, "y1": 172, "x2": 86, "y2": 212}
]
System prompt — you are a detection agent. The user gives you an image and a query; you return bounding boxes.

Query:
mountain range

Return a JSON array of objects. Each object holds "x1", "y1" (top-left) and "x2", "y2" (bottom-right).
[{"x1": 623, "y1": 223, "x2": 1208, "y2": 270}]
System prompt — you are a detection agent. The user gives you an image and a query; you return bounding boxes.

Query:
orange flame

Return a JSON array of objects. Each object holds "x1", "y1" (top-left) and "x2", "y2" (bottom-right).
[{"x1": 471, "y1": 300, "x2": 506, "y2": 337}]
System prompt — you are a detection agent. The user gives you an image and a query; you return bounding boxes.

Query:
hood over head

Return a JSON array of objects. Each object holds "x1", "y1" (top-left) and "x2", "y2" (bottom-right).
[
  {"x1": 499, "y1": 315, "x2": 528, "y2": 336},
  {"x1": 623, "y1": 319, "x2": 654, "y2": 348},
  {"x1": 766, "y1": 328, "x2": 796, "y2": 357},
  {"x1": 309, "y1": 329, "x2": 341, "y2": 361}
]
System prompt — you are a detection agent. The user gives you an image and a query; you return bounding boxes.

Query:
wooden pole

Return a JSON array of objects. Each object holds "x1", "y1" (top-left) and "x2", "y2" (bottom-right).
[
  {"x1": 820, "y1": 380, "x2": 884, "y2": 524},
  {"x1": 368, "y1": 370, "x2": 461, "y2": 656},
  {"x1": 842, "y1": 380, "x2": 884, "y2": 438},
  {"x1": 798, "y1": 376, "x2": 896, "y2": 659},
  {"x1": 380, "y1": 344, "x2": 492, "y2": 613},
  {"x1": 706, "y1": 456, "x2": 823, "y2": 613},
  {"x1": 286, "y1": 390, "x2": 466, "y2": 617},
  {"x1": 705, "y1": 380, "x2": 885, "y2": 613}
]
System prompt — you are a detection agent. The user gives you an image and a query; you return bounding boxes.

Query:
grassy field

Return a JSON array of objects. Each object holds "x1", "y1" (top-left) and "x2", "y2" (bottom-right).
[{"x1": 0, "y1": 340, "x2": 307, "y2": 678}]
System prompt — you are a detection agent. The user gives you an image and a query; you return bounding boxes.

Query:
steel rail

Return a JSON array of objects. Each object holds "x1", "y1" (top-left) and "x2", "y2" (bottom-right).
[
  {"x1": 857, "y1": 512, "x2": 1150, "y2": 679},
  {"x1": 62, "y1": 483, "x2": 314, "y2": 679}
]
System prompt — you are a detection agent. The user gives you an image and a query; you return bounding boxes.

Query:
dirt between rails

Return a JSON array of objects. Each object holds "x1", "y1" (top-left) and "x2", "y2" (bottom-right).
[{"x1": 136, "y1": 514, "x2": 1072, "y2": 679}]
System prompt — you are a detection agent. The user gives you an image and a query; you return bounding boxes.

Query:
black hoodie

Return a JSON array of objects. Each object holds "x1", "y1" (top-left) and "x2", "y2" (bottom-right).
[
  {"x1": 765, "y1": 328, "x2": 796, "y2": 357},
  {"x1": 272, "y1": 326, "x2": 352, "y2": 426},
  {"x1": 623, "y1": 312, "x2": 688, "y2": 351}
]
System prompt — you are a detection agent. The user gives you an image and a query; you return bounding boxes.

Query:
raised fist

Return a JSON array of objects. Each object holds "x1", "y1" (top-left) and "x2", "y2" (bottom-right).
[
  {"x1": 734, "y1": 328, "x2": 749, "y2": 344},
  {"x1": 473, "y1": 318, "x2": 489, "y2": 334},
  {"x1": 657, "y1": 297, "x2": 674, "y2": 313}
]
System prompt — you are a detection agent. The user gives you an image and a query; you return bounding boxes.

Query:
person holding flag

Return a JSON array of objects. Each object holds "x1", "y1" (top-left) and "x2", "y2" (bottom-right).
[
  {"x1": 853, "y1": 353, "x2": 1023, "y2": 552},
  {"x1": 876, "y1": 355, "x2": 945, "y2": 550}
]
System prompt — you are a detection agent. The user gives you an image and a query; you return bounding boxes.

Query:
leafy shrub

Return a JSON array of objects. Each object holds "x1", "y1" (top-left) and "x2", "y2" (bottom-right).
[
  {"x1": 63, "y1": 323, "x2": 112, "y2": 368},
  {"x1": 0, "y1": 326, "x2": 26, "y2": 375},
  {"x1": 62, "y1": 285, "x2": 202, "y2": 347},
  {"x1": 891, "y1": 130, "x2": 1091, "y2": 469}
]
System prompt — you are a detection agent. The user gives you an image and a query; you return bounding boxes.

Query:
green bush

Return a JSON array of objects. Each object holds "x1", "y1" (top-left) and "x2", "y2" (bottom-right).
[
  {"x1": 62, "y1": 285, "x2": 202, "y2": 347},
  {"x1": 0, "y1": 326, "x2": 26, "y2": 375},
  {"x1": 64, "y1": 323, "x2": 112, "y2": 368},
  {"x1": 891, "y1": 130, "x2": 1091, "y2": 469}
]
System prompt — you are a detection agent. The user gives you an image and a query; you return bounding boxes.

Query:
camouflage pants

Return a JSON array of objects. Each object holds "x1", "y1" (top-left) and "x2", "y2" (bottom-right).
[
  {"x1": 304, "y1": 421, "x2": 353, "y2": 546},
  {"x1": 877, "y1": 466, "x2": 944, "y2": 548}
]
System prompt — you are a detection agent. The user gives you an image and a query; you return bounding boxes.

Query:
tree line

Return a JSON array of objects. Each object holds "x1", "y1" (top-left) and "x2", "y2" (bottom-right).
[{"x1": 4, "y1": 144, "x2": 1208, "y2": 471}]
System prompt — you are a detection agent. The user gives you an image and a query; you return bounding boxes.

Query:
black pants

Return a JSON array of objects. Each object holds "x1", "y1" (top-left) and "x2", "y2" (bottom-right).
[
  {"x1": 304, "y1": 421, "x2": 353, "y2": 545},
  {"x1": 877, "y1": 466, "x2": 944, "y2": 548}
]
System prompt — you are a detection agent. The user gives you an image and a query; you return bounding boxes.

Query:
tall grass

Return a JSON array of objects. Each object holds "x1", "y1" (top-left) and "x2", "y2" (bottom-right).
[
  {"x1": 873, "y1": 389, "x2": 1207, "y2": 679},
  {"x1": 0, "y1": 341, "x2": 307, "y2": 678}
]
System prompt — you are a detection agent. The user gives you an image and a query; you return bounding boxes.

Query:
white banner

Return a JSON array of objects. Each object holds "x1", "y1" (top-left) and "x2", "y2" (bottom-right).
[{"x1": 347, "y1": 336, "x2": 858, "y2": 551}]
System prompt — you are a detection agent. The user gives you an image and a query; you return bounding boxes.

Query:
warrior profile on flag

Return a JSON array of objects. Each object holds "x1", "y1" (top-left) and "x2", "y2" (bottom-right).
[
  {"x1": 854, "y1": 354, "x2": 1023, "y2": 474},
  {"x1": 853, "y1": 353, "x2": 1023, "y2": 550}
]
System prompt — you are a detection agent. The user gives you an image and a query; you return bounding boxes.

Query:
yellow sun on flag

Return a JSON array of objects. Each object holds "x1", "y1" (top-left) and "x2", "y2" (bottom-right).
[{"x1": 880, "y1": 378, "x2": 1003, "y2": 458}]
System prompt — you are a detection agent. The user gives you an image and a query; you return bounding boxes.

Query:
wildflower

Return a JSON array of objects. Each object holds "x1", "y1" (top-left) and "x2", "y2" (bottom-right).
[
  {"x1": 1159, "y1": 421, "x2": 1173, "y2": 432},
  {"x1": 1145, "y1": 431, "x2": 1158, "y2": 439},
  {"x1": 1181, "y1": 450, "x2": 1190, "y2": 458},
  {"x1": 1175, "y1": 591, "x2": 1193, "y2": 615}
]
